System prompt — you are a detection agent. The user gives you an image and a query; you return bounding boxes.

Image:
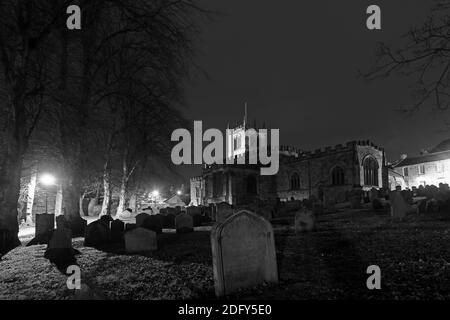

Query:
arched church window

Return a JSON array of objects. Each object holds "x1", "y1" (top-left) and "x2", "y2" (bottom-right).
[
  {"x1": 363, "y1": 157, "x2": 379, "y2": 186},
  {"x1": 331, "y1": 166, "x2": 345, "y2": 185},
  {"x1": 290, "y1": 173, "x2": 300, "y2": 190}
]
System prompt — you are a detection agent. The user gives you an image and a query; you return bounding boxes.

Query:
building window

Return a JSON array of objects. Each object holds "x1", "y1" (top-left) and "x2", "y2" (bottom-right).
[
  {"x1": 290, "y1": 173, "x2": 300, "y2": 190},
  {"x1": 331, "y1": 166, "x2": 345, "y2": 185},
  {"x1": 437, "y1": 162, "x2": 444, "y2": 173},
  {"x1": 403, "y1": 167, "x2": 409, "y2": 177},
  {"x1": 246, "y1": 175, "x2": 257, "y2": 194},
  {"x1": 419, "y1": 164, "x2": 425, "y2": 175},
  {"x1": 363, "y1": 157, "x2": 379, "y2": 186}
]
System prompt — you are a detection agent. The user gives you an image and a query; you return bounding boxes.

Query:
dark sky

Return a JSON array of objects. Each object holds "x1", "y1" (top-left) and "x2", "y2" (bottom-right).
[{"x1": 180, "y1": 0, "x2": 448, "y2": 178}]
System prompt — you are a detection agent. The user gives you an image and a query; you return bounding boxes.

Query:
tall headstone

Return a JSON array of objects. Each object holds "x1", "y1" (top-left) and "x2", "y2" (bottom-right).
[
  {"x1": 35, "y1": 213, "x2": 55, "y2": 238},
  {"x1": 216, "y1": 202, "x2": 234, "y2": 223},
  {"x1": 124, "y1": 228, "x2": 157, "y2": 253},
  {"x1": 211, "y1": 210, "x2": 278, "y2": 297},
  {"x1": 175, "y1": 212, "x2": 194, "y2": 233}
]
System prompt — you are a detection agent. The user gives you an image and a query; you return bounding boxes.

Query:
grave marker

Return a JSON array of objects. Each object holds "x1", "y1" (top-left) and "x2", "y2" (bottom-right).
[{"x1": 211, "y1": 210, "x2": 278, "y2": 297}]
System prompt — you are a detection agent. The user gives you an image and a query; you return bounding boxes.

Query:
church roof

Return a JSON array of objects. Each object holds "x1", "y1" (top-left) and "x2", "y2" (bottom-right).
[{"x1": 429, "y1": 139, "x2": 450, "y2": 153}]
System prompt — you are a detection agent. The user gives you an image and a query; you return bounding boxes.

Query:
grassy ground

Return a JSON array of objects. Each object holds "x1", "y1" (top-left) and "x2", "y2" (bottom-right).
[{"x1": 1, "y1": 208, "x2": 450, "y2": 299}]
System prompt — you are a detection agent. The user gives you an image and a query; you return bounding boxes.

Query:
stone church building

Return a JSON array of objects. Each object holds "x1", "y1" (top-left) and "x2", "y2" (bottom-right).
[{"x1": 190, "y1": 118, "x2": 388, "y2": 206}]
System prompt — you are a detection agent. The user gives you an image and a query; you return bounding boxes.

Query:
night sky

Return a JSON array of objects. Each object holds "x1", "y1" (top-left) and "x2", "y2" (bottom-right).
[{"x1": 181, "y1": 0, "x2": 448, "y2": 174}]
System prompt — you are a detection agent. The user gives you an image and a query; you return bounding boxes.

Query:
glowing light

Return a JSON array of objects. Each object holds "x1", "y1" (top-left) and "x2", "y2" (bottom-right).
[
  {"x1": 39, "y1": 173, "x2": 56, "y2": 186},
  {"x1": 152, "y1": 190, "x2": 159, "y2": 197},
  {"x1": 177, "y1": 190, "x2": 182, "y2": 195}
]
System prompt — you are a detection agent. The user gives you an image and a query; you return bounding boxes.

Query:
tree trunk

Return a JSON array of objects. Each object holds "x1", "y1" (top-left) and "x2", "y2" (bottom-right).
[
  {"x1": 0, "y1": 91, "x2": 28, "y2": 254},
  {"x1": 100, "y1": 160, "x2": 111, "y2": 216},
  {"x1": 116, "y1": 147, "x2": 129, "y2": 215}
]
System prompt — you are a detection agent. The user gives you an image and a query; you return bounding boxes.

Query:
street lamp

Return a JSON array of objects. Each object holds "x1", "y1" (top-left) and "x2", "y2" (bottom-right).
[
  {"x1": 39, "y1": 173, "x2": 56, "y2": 213},
  {"x1": 177, "y1": 190, "x2": 182, "y2": 196}
]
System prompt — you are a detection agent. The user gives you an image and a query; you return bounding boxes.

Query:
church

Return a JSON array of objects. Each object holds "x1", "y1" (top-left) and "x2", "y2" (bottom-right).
[{"x1": 190, "y1": 115, "x2": 388, "y2": 206}]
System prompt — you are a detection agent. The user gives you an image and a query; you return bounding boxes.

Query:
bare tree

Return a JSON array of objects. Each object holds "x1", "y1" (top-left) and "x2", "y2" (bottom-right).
[{"x1": 363, "y1": 1, "x2": 450, "y2": 114}]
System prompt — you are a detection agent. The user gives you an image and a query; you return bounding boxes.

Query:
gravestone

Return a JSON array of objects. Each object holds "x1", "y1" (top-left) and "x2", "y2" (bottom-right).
[
  {"x1": 141, "y1": 214, "x2": 163, "y2": 234},
  {"x1": 174, "y1": 206, "x2": 182, "y2": 215},
  {"x1": 167, "y1": 207, "x2": 177, "y2": 216},
  {"x1": 84, "y1": 220, "x2": 110, "y2": 247},
  {"x1": 187, "y1": 206, "x2": 202, "y2": 217},
  {"x1": 295, "y1": 210, "x2": 315, "y2": 233},
  {"x1": 28, "y1": 213, "x2": 55, "y2": 245},
  {"x1": 35, "y1": 213, "x2": 55, "y2": 238},
  {"x1": 390, "y1": 191, "x2": 417, "y2": 220},
  {"x1": 162, "y1": 214, "x2": 175, "y2": 228},
  {"x1": 216, "y1": 202, "x2": 234, "y2": 223},
  {"x1": 135, "y1": 212, "x2": 150, "y2": 228},
  {"x1": 211, "y1": 210, "x2": 278, "y2": 297},
  {"x1": 110, "y1": 219, "x2": 125, "y2": 243},
  {"x1": 124, "y1": 228, "x2": 157, "y2": 253},
  {"x1": 45, "y1": 227, "x2": 77, "y2": 269},
  {"x1": 99, "y1": 214, "x2": 114, "y2": 225},
  {"x1": 56, "y1": 215, "x2": 71, "y2": 229},
  {"x1": 125, "y1": 223, "x2": 137, "y2": 231},
  {"x1": 159, "y1": 208, "x2": 168, "y2": 216},
  {"x1": 175, "y1": 212, "x2": 194, "y2": 233},
  {"x1": 48, "y1": 228, "x2": 72, "y2": 249}
]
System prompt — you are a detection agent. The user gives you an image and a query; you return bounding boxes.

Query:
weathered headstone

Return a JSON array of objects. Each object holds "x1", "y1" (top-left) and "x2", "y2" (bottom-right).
[
  {"x1": 110, "y1": 219, "x2": 125, "y2": 243},
  {"x1": 159, "y1": 208, "x2": 168, "y2": 216},
  {"x1": 390, "y1": 191, "x2": 417, "y2": 220},
  {"x1": 141, "y1": 214, "x2": 163, "y2": 234},
  {"x1": 216, "y1": 202, "x2": 234, "y2": 223},
  {"x1": 294, "y1": 210, "x2": 315, "y2": 233},
  {"x1": 175, "y1": 212, "x2": 194, "y2": 233},
  {"x1": 84, "y1": 220, "x2": 109, "y2": 247},
  {"x1": 211, "y1": 210, "x2": 278, "y2": 297},
  {"x1": 162, "y1": 214, "x2": 175, "y2": 228},
  {"x1": 124, "y1": 228, "x2": 157, "y2": 253}
]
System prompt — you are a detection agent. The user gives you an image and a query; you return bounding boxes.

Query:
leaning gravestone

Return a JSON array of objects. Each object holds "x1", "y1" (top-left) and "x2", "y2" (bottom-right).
[
  {"x1": 141, "y1": 215, "x2": 163, "y2": 234},
  {"x1": 216, "y1": 202, "x2": 235, "y2": 223},
  {"x1": 295, "y1": 210, "x2": 315, "y2": 233},
  {"x1": 175, "y1": 212, "x2": 194, "y2": 233},
  {"x1": 84, "y1": 220, "x2": 110, "y2": 247},
  {"x1": 124, "y1": 228, "x2": 157, "y2": 253},
  {"x1": 110, "y1": 219, "x2": 125, "y2": 243},
  {"x1": 390, "y1": 191, "x2": 417, "y2": 220},
  {"x1": 211, "y1": 210, "x2": 278, "y2": 297}
]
